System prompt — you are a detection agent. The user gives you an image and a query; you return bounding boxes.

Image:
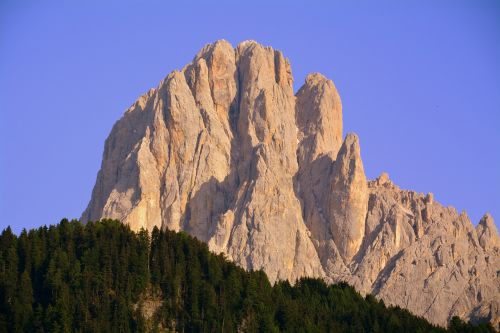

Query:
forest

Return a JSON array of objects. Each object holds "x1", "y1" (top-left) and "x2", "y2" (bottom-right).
[{"x1": 0, "y1": 219, "x2": 496, "y2": 332}]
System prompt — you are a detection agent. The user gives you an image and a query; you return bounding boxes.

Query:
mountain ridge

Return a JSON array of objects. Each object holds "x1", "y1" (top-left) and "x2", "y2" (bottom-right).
[{"x1": 82, "y1": 40, "x2": 500, "y2": 326}]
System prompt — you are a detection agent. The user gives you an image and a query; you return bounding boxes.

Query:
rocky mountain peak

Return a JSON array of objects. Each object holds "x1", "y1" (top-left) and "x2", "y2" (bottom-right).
[
  {"x1": 376, "y1": 172, "x2": 390, "y2": 186},
  {"x1": 477, "y1": 213, "x2": 499, "y2": 252},
  {"x1": 296, "y1": 72, "x2": 342, "y2": 164},
  {"x1": 329, "y1": 133, "x2": 368, "y2": 262},
  {"x1": 83, "y1": 40, "x2": 499, "y2": 327}
]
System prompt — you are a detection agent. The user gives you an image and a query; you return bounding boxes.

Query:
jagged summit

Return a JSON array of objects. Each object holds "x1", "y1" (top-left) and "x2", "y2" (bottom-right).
[{"x1": 83, "y1": 40, "x2": 499, "y2": 326}]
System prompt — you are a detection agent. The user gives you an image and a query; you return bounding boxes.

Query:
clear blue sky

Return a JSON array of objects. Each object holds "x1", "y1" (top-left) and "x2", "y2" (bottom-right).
[{"x1": 1, "y1": 0, "x2": 499, "y2": 233}]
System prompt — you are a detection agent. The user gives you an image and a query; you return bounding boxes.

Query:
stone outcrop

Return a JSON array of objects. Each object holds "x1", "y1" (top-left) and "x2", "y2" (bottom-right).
[
  {"x1": 328, "y1": 133, "x2": 368, "y2": 262},
  {"x1": 83, "y1": 40, "x2": 499, "y2": 327},
  {"x1": 351, "y1": 176, "x2": 500, "y2": 326}
]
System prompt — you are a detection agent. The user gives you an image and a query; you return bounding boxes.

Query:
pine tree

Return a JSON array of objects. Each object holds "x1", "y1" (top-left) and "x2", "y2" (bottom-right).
[{"x1": 0, "y1": 220, "x2": 495, "y2": 333}]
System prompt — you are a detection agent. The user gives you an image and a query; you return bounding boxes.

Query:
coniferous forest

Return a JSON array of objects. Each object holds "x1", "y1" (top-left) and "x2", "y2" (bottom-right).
[{"x1": 0, "y1": 219, "x2": 496, "y2": 333}]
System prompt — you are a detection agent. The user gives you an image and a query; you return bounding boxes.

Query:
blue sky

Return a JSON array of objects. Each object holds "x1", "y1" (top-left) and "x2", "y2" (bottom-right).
[{"x1": 1, "y1": 0, "x2": 499, "y2": 233}]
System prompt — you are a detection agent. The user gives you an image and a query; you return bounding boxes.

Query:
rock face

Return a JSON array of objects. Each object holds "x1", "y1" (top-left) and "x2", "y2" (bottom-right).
[
  {"x1": 329, "y1": 133, "x2": 368, "y2": 262},
  {"x1": 83, "y1": 40, "x2": 499, "y2": 327}
]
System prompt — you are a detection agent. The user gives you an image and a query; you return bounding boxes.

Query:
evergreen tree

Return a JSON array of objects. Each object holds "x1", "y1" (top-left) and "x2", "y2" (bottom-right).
[{"x1": 0, "y1": 220, "x2": 495, "y2": 333}]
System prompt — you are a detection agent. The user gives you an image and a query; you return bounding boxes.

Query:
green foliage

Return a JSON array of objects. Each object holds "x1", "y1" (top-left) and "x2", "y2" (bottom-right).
[
  {"x1": 0, "y1": 219, "x2": 149, "y2": 333},
  {"x1": 0, "y1": 220, "x2": 496, "y2": 333},
  {"x1": 448, "y1": 316, "x2": 497, "y2": 333}
]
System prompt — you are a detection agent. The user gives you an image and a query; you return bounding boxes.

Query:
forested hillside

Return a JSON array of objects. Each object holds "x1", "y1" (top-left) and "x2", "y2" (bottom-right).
[{"x1": 0, "y1": 219, "x2": 495, "y2": 332}]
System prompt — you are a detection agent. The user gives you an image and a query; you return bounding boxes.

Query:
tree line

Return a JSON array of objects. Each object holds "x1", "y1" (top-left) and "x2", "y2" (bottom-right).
[{"x1": 0, "y1": 219, "x2": 496, "y2": 332}]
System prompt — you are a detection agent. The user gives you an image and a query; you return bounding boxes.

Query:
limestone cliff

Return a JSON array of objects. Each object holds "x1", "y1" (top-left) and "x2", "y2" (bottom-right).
[{"x1": 83, "y1": 40, "x2": 499, "y2": 326}]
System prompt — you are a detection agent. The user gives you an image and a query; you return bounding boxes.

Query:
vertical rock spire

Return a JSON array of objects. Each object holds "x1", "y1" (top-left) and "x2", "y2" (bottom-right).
[
  {"x1": 328, "y1": 133, "x2": 368, "y2": 262},
  {"x1": 296, "y1": 73, "x2": 343, "y2": 164}
]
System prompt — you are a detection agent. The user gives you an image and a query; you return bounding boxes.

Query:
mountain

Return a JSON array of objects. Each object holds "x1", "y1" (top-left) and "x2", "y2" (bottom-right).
[
  {"x1": 0, "y1": 219, "x2": 495, "y2": 332},
  {"x1": 82, "y1": 40, "x2": 500, "y2": 327}
]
